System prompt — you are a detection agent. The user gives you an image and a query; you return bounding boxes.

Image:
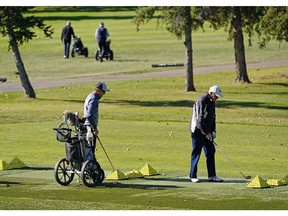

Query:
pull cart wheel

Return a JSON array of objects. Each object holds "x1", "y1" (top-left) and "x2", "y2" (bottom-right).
[
  {"x1": 54, "y1": 158, "x2": 75, "y2": 186},
  {"x1": 81, "y1": 160, "x2": 102, "y2": 188}
]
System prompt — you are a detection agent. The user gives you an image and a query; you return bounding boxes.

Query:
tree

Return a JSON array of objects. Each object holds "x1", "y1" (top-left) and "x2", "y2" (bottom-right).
[
  {"x1": 202, "y1": 6, "x2": 254, "y2": 83},
  {"x1": 232, "y1": 7, "x2": 250, "y2": 83},
  {"x1": 203, "y1": 6, "x2": 288, "y2": 83},
  {"x1": 254, "y1": 7, "x2": 288, "y2": 47},
  {"x1": 0, "y1": 7, "x2": 54, "y2": 98},
  {"x1": 134, "y1": 6, "x2": 205, "y2": 91}
]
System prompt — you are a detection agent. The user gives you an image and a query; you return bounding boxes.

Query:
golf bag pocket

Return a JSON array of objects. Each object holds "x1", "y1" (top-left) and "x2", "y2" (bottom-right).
[{"x1": 65, "y1": 141, "x2": 83, "y2": 163}]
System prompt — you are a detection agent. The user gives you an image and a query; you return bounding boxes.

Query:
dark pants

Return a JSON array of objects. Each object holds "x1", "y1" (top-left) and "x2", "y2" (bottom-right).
[
  {"x1": 64, "y1": 40, "x2": 71, "y2": 58},
  {"x1": 189, "y1": 129, "x2": 216, "y2": 178},
  {"x1": 98, "y1": 40, "x2": 107, "y2": 58}
]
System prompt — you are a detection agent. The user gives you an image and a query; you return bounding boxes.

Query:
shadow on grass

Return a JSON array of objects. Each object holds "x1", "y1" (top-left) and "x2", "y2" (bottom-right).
[
  {"x1": 141, "y1": 177, "x2": 249, "y2": 184},
  {"x1": 106, "y1": 99, "x2": 287, "y2": 111},
  {"x1": 9, "y1": 166, "x2": 54, "y2": 171},
  {"x1": 101, "y1": 181, "x2": 182, "y2": 190},
  {"x1": 0, "y1": 181, "x2": 22, "y2": 185},
  {"x1": 218, "y1": 100, "x2": 288, "y2": 111},
  {"x1": 107, "y1": 99, "x2": 193, "y2": 108},
  {"x1": 33, "y1": 6, "x2": 138, "y2": 21},
  {"x1": 19, "y1": 166, "x2": 54, "y2": 171}
]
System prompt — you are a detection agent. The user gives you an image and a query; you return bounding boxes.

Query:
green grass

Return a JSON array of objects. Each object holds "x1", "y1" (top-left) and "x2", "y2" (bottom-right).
[
  {"x1": 0, "y1": 7, "x2": 288, "y2": 210},
  {"x1": 0, "y1": 6, "x2": 287, "y2": 82},
  {"x1": 0, "y1": 67, "x2": 287, "y2": 210}
]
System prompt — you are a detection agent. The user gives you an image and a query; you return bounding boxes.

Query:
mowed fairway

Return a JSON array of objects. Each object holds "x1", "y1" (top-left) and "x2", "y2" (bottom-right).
[{"x1": 0, "y1": 7, "x2": 287, "y2": 211}]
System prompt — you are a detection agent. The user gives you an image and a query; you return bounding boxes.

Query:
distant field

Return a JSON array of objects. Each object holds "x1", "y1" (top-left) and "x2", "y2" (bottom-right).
[{"x1": 0, "y1": 6, "x2": 287, "y2": 82}]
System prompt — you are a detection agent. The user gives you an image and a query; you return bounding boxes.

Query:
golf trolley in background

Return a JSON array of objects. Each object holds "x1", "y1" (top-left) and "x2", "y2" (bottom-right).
[
  {"x1": 71, "y1": 36, "x2": 88, "y2": 58},
  {"x1": 95, "y1": 37, "x2": 114, "y2": 61},
  {"x1": 53, "y1": 118, "x2": 105, "y2": 188}
]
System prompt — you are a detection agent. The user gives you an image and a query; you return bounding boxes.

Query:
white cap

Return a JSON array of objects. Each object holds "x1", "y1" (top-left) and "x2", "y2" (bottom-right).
[
  {"x1": 96, "y1": 82, "x2": 110, "y2": 92},
  {"x1": 209, "y1": 86, "x2": 223, "y2": 97}
]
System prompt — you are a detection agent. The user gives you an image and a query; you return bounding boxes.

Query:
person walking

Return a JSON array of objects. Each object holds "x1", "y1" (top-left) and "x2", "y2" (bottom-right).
[
  {"x1": 83, "y1": 82, "x2": 110, "y2": 156},
  {"x1": 189, "y1": 86, "x2": 224, "y2": 183},
  {"x1": 95, "y1": 22, "x2": 110, "y2": 62},
  {"x1": 61, "y1": 21, "x2": 75, "y2": 59}
]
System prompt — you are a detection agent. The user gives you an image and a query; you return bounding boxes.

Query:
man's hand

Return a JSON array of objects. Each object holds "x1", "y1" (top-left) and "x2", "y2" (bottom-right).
[
  {"x1": 206, "y1": 133, "x2": 213, "y2": 141},
  {"x1": 93, "y1": 129, "x2": 99, "y2": 137}
]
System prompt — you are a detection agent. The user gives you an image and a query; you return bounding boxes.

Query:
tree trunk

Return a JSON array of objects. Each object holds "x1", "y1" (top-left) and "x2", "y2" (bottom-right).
[
  {"x1": 184, "y1": 6, "x2": 196, "y2": 92},
  {"x1": 7, "y1": 26, "x2": 36, "y2": 98},
  {"x1": 232, "y1": 7, "x2": 251, "y2": 83}
]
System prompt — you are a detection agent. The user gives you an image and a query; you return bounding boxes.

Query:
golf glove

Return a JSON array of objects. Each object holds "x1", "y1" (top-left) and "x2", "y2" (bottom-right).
[{"x1": 212, "y1": 131, "x2": 216, "y2": 139}]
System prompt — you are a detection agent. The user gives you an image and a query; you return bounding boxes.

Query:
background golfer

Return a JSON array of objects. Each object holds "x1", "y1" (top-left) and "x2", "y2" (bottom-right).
[{"x1": 189, "y1": 86, "x2": 223, "y2": 183}]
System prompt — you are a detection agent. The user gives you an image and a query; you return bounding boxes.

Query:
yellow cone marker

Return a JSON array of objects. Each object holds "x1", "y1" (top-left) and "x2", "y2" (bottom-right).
[
  {"x1": 139, "y1": 163, "x2": 159, "y2": 176},
  {"x1": 0, "y1": 160, "x2": 10, "y2": 170},
  {"x1": 246, "y1": 175, "x2": 270, "y2": 189},
  {"x1": 266, "y1": 179, "x2": 286, "y2": 187},
  {"x1": 282, "y1": 175, "x2": 288, "y2": 185},
  {"x1": 105, "y1": 169, "x2": 128, "y2": 180},
  {"x1": 9, "y1": 157, "x2": 26, "y2": 169},
  {"x1": 124, "y1": 170, "x2": 144, "y2": 179}
]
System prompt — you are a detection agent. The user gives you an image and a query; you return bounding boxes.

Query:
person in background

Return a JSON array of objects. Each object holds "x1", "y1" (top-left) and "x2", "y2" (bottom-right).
[
  {"x1": 95, "y1": 22, "x2": 110, "y2": 62},
  {"x1": 83, "y1": 82, "x2": 110, "y2": 156},
  {"x1": 61, "y1": 21, "x2": 75, "y2": 59},
  {"x1": 189, "y1": 86, "x2": 224, "y2": 183}
]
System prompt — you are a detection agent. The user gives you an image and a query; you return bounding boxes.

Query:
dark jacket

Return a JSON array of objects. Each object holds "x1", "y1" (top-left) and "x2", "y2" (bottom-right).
[
  {"x1": 190, "y1": 93, "x2": 216, "y2": 135},
  {"x1": 61, "y1": 25, "x2": 75, "y2": 42},
  {"x1": 96, "y1": 26, "x2": 109, "y2": 42}
]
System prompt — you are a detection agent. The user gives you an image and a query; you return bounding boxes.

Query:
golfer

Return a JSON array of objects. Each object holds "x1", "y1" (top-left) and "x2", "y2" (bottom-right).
[
  {"x1": 189, "y1": 86, "x2": 223, "y2": 183},
  {"x1": 95, "y1": 22, "x2": 110, "y2": 62},
  {"x1": 83, "y1": 82, "x2": 110, "y2": 155},
  {"x1": 61, "y1": 21, "x2": 75, "y2": 59}
]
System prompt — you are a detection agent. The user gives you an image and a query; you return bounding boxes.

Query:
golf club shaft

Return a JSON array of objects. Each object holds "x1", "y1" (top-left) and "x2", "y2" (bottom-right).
[
  {"x1": 213, "y1": 141, "x2": 248, "y2": 179},
  {"x1": 97, "y1": 137, "x2": 115, "y2": 171}
]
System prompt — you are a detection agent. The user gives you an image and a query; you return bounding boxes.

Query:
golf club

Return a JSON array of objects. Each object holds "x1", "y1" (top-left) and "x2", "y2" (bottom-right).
[
  {"x1": 97, "y1": 137, "x2": 115, "y2": 171},
  {"x1": 213, "y1": 141, "x2": 251, "y2": 180}
]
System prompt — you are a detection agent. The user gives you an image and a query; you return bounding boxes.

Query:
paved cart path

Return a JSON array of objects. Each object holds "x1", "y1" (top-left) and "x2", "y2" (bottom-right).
[{"x1": 1, "y1": 60, "x2": 288, "y2": 93}]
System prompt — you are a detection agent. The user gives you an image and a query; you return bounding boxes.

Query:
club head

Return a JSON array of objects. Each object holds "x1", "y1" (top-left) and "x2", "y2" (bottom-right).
[{"x1": 245, "y1": 175, "x2": 251, "y2": 179}]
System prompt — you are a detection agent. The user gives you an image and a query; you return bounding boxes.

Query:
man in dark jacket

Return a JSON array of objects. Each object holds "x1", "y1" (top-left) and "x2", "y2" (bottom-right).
[
  {"x1": 61, "y1": 21, "x2": 75, "y2": 59},
  {"x1": 189, "y1": 86, "x2": 223, "y2": 183},
  {"x1": 95, "y1": 22, "x2": 110, "y2": 61}
]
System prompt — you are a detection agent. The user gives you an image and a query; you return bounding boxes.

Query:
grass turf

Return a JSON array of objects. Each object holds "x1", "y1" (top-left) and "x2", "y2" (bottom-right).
[
  {"x1": 0, "y1": 6, "x2": 287, "y2": 210},
  {"x1": 0, "y1": 67, "x2": 287, "y2": 210}
]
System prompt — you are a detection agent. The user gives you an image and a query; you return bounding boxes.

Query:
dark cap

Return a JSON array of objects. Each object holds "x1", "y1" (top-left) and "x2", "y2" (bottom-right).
[{"x1": 96, "y1": 82, "x2": 110, "y2": 92}]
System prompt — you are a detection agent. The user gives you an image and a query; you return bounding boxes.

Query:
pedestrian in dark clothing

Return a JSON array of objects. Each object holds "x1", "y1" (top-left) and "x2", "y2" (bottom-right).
[
  {"x1": 95, "y1": 22, "x2": 110, "y2": 62},
  {"x1": 61, "y1": 21, "x2": 75, "y2": 59},
  {"x1": 189, "y1": 86, "x2": 224, "y2": 183}
]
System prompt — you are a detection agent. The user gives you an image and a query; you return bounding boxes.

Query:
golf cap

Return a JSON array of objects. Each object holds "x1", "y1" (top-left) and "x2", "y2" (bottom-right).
[
  {"x1": 209, "y1": 86, "x2": 223, "y2": 97},
  {"x1": 96, "y1": 82, "x2": 110, "y2": 92}
]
